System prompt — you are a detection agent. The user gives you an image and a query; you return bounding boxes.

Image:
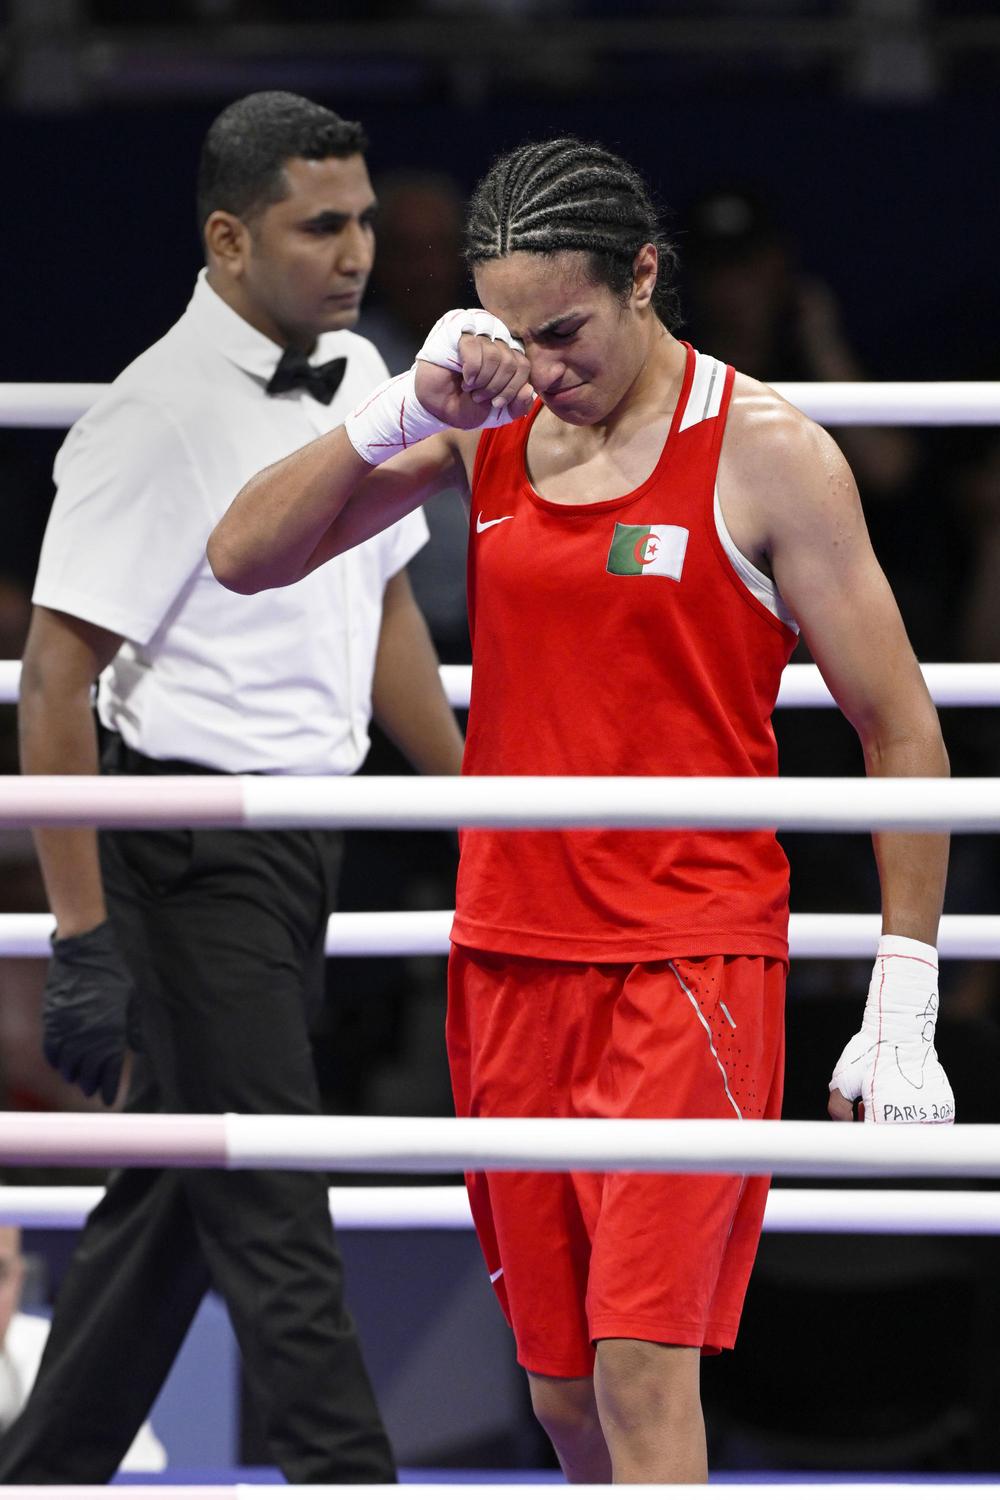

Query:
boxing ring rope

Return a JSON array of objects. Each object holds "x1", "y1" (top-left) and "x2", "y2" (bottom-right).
[
  {"x1": 4, "y1": 659, "x2": 1000, "y2": 710},
  {"x1": 0, "y1": 772, "x2": 995, "y2": 831},
  {"x1": 3, "y1": 379, "x2": 999, "y2": 428},
  {"x1": 4, "y1": 1184, "x2": 1000, "y2": 1237},
  {"x1": 1, "y1": 910, "x2": 998, "y2": 958},
  {"x1": 0, "y1": 1114, "x2": 993, "y2": 1175}
]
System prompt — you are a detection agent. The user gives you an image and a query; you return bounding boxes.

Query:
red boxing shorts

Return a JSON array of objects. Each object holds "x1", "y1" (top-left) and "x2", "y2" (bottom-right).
[{"x1": 446, "y1": 947, "x2": 786, "y2": 1378}]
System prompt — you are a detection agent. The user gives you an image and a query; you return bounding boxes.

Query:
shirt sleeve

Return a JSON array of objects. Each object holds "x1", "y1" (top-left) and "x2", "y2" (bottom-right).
[
  {"x1": 379, "y1": 506, "x2": 430, "y2": 584},
  {"x1": 32, "y1": 391, "x2": 213, "y2": 646}
]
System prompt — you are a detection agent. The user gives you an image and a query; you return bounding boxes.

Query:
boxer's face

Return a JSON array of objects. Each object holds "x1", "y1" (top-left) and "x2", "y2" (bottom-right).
[
  {"x1": 474, "y1": 246, "x2": 658, "y2": 426},
  {"x1": 210, "y1": 153, "x2": 378, "y2": 350}
]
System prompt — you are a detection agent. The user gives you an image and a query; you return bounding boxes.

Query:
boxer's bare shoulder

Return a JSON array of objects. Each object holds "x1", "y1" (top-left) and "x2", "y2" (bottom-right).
[{"x1": 718, "y1": 369, "x2": 862, "y2": 573}]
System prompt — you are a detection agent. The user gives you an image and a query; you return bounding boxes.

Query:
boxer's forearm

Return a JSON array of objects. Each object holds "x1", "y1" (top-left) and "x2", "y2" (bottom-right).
[
  {"x1": 209, "y1": 426, "x2": 370, "y2": 595},
  {"x1": 863, "y1": 725, "x2": 950, "y2": 946},
  {"x1": 211, "y1": 310, "x2": 529, "y2": 595}
]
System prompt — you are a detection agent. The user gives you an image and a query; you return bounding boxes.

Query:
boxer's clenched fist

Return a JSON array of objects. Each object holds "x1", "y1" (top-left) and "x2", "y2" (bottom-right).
[
  {"x1": 344, "y1": 308, "x2": 534, "y2": 466},
  {"x1": 415, "y1": 309, "x2": 534, "y2": 430},
  {"x1": 828, "y1": 934, "x2": 955, "y2": 1126}
]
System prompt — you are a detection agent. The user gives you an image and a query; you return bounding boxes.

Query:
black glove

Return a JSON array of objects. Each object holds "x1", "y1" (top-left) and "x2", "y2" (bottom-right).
[{"x1": 42, "y1": 919, "x2": 139, "y2": 1106}]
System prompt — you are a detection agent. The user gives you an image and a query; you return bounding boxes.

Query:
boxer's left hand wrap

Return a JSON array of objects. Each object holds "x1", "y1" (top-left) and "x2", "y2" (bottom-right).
[
  {"x1": 829, "y1": 934, "x2": 955, "y2": 1124},
  {"x1": 343, "y1": 309, "x2": 527, "y2": 467}
]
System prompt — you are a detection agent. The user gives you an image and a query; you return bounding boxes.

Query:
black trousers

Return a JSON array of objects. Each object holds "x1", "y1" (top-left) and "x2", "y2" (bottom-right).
[{"x1": 0, "y1": 735, "x2": 395, "y2": 1484}]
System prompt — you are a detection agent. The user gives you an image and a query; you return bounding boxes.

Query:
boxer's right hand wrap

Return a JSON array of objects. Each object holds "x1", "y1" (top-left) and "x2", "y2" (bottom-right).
[
  {"x1": 414, "y1": 307, "x2": 525, "y2": 374},
  {"x1": 343, "y1": 309, "x2": 526, "y2": 467},
  {"x1": 343, "y1": 370, "x2": 443, "y2": 467},
  {"x1": 829, "y1": 934, "x2": 955, "y2": 1124}
]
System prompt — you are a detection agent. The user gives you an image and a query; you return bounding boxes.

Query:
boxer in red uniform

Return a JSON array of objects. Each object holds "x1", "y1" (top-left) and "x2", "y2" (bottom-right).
[{"x1": 210, "y1": 138, "x2": 953, "y2": 1484}]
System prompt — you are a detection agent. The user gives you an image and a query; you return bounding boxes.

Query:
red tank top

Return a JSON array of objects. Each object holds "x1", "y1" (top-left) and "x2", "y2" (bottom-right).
[{"x1": 452, "y1": 343, "x2": 798, "y2": 962}]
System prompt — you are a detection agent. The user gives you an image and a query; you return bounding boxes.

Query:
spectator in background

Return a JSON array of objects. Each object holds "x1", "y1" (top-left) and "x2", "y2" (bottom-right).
[
  {"x1": 682, "y1": 187, "x2": 917, "y2": 503},
  {"x1": 358, "y1": 172, "x2": 467, "y2": 373}
]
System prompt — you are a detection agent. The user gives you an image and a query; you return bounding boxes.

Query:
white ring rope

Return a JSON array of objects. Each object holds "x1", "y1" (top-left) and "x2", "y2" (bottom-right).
[
  {"x1": 2, "y1": 660, "x2": 1000, "y2": 710},
  {"x1": 768, "y1": 661, "x2": 1000, "y2": 710},
  {"x1": 4, "y1": 379, "x2": 999, "y2": 428},
  {"x1": 0, "y1": 383, "x2": 107, "y2": 428},
  {"x1": 0, "y1": 1114, "x2": 993, "y2": 1175},
  {"x1": 776, "y1": 381, "x2": 1000, "y2": 425},
  {"x1": 0, "y1": 911, "x2": 997, "y2": 959},
  {"x1": 0, "y1": 773, "x2": 995, "y2": 831},
  {"x1": 3, "y1": 1184, "x2": 1000, "y2": 1237}
]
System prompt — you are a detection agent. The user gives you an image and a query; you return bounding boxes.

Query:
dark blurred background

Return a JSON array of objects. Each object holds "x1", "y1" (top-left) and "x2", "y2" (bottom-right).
[{"x1": 1, "y1": 0, "x2": 1000, "y2": 1478}]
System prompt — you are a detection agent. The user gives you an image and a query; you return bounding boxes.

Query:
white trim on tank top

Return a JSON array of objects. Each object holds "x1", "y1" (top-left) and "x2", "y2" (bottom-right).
[
  {"x1": 714, "y1": 487, "x2": 799, "y2": 632},
  {"x1": 666, "y1": 347, "x2": 796, "y2": 629},
  {"x1": 678, "y1": 350, "x2": 727, "y2": 432}
]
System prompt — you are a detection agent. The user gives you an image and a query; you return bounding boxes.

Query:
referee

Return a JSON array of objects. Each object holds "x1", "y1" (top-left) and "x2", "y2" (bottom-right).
[{"x1": 1, "y1": 93, "x2": 464, "y2": 1483}]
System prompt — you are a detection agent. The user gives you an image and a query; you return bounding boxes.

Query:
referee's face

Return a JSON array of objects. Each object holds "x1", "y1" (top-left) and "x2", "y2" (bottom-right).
[{"x1": 241, "y1": 153, "x2": 378, "y2": 350}]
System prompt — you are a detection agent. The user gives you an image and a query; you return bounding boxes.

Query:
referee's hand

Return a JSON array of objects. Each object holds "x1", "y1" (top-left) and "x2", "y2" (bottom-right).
[{"x1": 42, "y1": 919, "x2": 138, "y2": 1106}]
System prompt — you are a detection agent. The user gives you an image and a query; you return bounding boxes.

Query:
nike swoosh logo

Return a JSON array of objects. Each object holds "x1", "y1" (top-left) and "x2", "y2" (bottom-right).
[{"x1": 476, "y1": 512, "x2": 514, "y2": 533}]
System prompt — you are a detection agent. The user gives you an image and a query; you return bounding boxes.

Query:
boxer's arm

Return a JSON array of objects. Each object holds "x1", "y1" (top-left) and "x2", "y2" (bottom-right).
[
  {"x1": 210, "y1": 310, "x2": 532, "y2": 595},
  {"x1": 209, "y1": 427, "x2": 465, "y2": 594},
  {"x1": 757, "y1": 411, "x2": 949, "y2": 944},
  {"x1": 726, "y1": 396, "x2": 949, "y2": 944},
  {"x1": 723, "y1": 396, "x2": 951, "y2": 1124}
]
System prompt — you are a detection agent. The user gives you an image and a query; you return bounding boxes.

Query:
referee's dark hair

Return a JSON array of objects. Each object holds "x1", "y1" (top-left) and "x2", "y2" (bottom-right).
[
  {"x1": 465, "y1": 136, "x2": 679, "y2": 327},
  {"x1": 197, "y1": 91, "x2": 368, "y2": 236}
]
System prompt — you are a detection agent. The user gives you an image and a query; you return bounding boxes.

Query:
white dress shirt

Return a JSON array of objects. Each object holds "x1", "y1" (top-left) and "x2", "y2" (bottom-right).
[{"x1": 33, "y1": 271, "x2": 428, "y2": 774}]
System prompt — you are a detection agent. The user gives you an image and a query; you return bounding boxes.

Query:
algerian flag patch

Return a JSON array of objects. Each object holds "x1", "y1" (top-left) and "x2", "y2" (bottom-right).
[{"x1": 606, "y1": 523, "x2": 689, "y2": 580}]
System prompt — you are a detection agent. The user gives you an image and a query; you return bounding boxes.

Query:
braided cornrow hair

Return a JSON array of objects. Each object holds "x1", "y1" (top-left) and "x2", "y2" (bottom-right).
[
  {"x1": 197, "y1": 91, "x2": 368, "y2": 235},
  {"x1": 465, "y1": 137, "x2": 679, "y2": 326}
]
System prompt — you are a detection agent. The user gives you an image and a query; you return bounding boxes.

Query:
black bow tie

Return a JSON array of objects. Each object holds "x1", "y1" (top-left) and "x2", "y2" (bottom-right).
[{"x1": 266, "y1": 348, "x2": 347, "y2": 405}]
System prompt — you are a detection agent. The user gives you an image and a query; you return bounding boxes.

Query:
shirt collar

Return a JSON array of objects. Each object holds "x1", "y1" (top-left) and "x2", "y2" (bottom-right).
[{"x1": 184, "y1": 268, "x2": 347, "y2": 387}]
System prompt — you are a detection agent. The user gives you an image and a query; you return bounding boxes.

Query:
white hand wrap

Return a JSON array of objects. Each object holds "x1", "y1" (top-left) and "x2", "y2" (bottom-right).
[
  {"x1": 829, "y1": 934, "x2": 955, "y2": 1125},
  {"x1": 415, "y1": 307, "x2": 525, "y2": 373},
  {"x1": 343, "y1": 309, "x2": 527, "y2": 467},
  {"x1": 343, "y1": 370, "x2": 444, "y2": 467}
]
